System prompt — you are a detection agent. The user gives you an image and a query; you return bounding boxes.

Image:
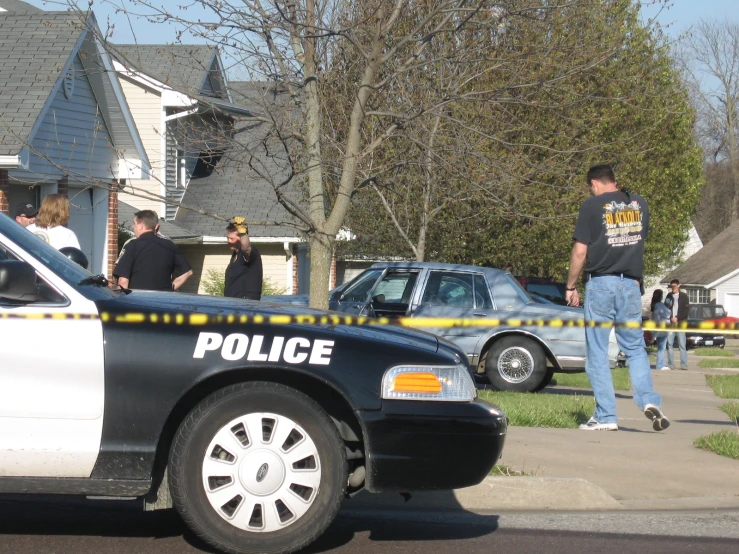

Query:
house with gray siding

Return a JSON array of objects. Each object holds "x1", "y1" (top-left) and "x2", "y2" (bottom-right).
[
  {"x1": 109, "y1": 48, "x2": 309, "y2": 294},
  {"x1": 667, "y1": 219, "x2": 739, "y2": 318},
  {"x1": 0, "y1": 7, "x2": 149, "y2": 275}
]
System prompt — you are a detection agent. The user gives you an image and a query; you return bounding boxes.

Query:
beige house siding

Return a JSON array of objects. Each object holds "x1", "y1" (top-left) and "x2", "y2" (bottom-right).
[
  {"x1": 179, "y1": 243, "x2": 290, "y2": 295},
  {"x1": 117, "y1": 75, "x2": 164, "y2": 215}
]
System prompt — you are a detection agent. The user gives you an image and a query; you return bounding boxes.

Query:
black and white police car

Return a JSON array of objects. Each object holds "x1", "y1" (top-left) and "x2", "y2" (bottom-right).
[{"x1": 0, "y1": 212, "x2": 506, "y2": 554}]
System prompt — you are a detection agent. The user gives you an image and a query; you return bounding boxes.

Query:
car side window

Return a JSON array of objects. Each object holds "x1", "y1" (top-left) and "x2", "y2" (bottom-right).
[
  {"x1": 421, "y1": 271, "x2": 474, "y2": 308},
  {"x1": 341, "y1": 269, "x2": 382, "y2": 302},
  {"x1": 474, "y1": 274, "x2": 493, "y2": 309},
  {"x1": 0, "y1": 244, "x2": 66, "y2": 305},
  {"x1": 373, "y1": 272, "x2": 419, "y2": 304}
]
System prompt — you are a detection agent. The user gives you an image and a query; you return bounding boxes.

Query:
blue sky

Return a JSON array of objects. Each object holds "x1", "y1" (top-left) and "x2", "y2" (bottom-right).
[{"x1": 23, "y1": 0, "x2": 739, "y2": 44}]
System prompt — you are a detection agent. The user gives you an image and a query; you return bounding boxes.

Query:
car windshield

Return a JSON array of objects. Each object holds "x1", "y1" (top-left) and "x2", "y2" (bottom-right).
[{"x1": 0, "y1": 212, "x2": 117, "y2": 298}]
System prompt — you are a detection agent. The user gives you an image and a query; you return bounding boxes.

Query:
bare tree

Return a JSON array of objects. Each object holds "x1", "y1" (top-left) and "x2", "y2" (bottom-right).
[
  {"x1": 45, "y1": 0, "x2": 695, "y2": 306},
  {"x1": 681, "y1": 19, "x2": 739, "y2": 220}
]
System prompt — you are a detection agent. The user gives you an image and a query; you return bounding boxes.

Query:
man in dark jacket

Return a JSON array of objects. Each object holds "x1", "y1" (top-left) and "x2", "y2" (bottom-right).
[
  {"x1": 224, "y1": 218, "x2": 263, "y2": 300},
  {"x1": 114, "y1": 210, "x2": 193, "y2": 291},
  {"x1": 664, "y1": 279, "x2": 689, "y2": 370}
]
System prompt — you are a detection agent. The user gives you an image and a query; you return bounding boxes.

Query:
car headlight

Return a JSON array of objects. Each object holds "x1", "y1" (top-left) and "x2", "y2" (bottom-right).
[{"x1": 382, "y1": 364, "x2": 476, "y2": 402}]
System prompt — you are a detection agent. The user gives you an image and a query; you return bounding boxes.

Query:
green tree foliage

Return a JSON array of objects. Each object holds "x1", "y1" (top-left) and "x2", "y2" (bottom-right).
[{"x1": 338, "y1": 0, "x2": 703, "y2": 280}]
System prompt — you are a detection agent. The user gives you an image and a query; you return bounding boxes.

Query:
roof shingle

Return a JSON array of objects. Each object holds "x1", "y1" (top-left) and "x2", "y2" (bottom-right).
[
  {"x1": 0, "y1": 12, "x2": 85, "y2": 155},
  {"x1": 668, "y1": 219, "x2": 739, "y2": 286}
]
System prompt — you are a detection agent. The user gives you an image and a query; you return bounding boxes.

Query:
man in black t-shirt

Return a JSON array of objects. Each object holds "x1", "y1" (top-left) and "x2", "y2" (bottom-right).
[
  {"x1": 224, "y1": 220, "x2": 263, "y2": 300},
  {"x1": 113, "y1": 210, "x2": 193, "y2": 291},
  {"x1": 565, "y1": 164, "x2": 669, "y2": 433}
]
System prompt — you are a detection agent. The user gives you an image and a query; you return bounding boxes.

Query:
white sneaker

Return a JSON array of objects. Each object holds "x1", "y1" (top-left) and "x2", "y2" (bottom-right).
[
  {"x1": 660, "y1": 366, "x2": 671, "y2": 371},
  {"x1": 579, "y1": 417, "x2": 618, "y2": 431},
  {"x1": 644, "y1": 404, "x2": 670, "y2": 432}
]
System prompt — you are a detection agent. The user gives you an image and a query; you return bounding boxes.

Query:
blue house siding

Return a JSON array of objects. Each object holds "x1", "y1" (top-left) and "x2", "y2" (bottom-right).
[{"x1": 28, "y1": 55, "x2": 117, "y2": 182}]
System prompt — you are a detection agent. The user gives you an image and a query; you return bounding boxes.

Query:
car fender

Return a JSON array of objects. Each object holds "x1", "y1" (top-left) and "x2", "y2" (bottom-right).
[{"x1": 472, "y1": 328, "x2": 560, "y2": 373}]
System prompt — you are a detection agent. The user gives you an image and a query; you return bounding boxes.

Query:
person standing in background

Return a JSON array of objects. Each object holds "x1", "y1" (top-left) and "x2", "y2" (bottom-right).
[
  {"x1": 224, "y1": 217, "x2": 263, "y2": 300},
  {"x1": 650, "y1": 289, "x2": 671, "y2": 371},
  {"x1": 113, "y1": 210, "x2": 192, "y2": 291},
  {"x1": 664, "y1": 279, "x2": 689, "y2": 370},
  {"x1": 26, "y1": 194, "x2": 80, "y2": 250},
  {"x1": 14, "y1": 202, "x2": 37, "y2": 227}
]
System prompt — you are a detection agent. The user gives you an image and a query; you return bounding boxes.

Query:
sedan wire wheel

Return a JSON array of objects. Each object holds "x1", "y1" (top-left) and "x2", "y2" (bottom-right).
[
  {"x1": 496, "y1": 346, "x2": 535, "y2": 384},
  {"x1": 202, "y1": 412, "x2": 321, "y2": 532}
]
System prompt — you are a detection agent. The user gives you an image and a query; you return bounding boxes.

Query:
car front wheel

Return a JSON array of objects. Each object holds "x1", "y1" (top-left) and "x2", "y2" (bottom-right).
[
  {"x1": 485, "y1": 336, "x2": 548, "y2": 392},
  {"x1": 169, "y1": 382, "x2": 347, "y2": 554}
]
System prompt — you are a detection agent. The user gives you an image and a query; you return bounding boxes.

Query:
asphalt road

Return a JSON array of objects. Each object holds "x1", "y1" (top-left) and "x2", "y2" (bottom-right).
[{"x1": 0, "y1": 497, "x2": 737, "y2": 553}]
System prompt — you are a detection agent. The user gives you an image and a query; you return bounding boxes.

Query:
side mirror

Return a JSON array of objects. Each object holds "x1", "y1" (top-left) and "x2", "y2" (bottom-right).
[{"x1": 0, "y1": 260, "x2": 38, "y2": 301}]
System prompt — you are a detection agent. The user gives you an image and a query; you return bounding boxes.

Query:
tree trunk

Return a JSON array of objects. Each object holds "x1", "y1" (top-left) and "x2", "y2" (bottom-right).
[{"x1": 308, "y1": 233, "x2": 333, "y2": 309}]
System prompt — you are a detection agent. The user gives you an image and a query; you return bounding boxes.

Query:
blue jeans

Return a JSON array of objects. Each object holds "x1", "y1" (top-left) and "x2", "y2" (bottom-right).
[
  {"x1": 585, "y1": 276, "x2": 661, "y2": 423},
  {"x1": 666, "y1": 329, "x2": 688, "y2": 368},
  {"x1": 655, "y1": 334, "x2": 668, "y2": 369}
]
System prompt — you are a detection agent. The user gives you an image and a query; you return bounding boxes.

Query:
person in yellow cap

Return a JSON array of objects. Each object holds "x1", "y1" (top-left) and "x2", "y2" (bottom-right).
[{"x1": 224, "y1": 217, "x2": 263, "y2": 300}]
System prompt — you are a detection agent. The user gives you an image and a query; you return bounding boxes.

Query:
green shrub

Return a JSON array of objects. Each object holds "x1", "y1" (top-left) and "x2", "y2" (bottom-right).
[{"x1": 201, "y1": 268, "x2": 286, "y2": 297}]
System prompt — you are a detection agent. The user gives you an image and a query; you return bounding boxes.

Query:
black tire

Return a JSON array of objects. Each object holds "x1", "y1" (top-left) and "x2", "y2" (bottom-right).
[
  {"x1": 485, "y1": 336, "x2": 547, "y2": 392},
  {"x1": 169, "y1": 382, "x2": 347, "y2": 554},
  {"x1": 533, "y1": 368, "x2": 555, "y2": 392}
]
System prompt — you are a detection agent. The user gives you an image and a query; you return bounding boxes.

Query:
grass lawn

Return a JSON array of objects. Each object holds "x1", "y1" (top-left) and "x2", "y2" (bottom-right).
[
  {"x1": 720, "y1": 402, "x2": 739, "y2": 424},
  {"x1": 550, "y1": 367, "x2": 631, "y2": 391},
  {"x1": 490, "y1": 465, "x2": 536, "y2": 476},
  {"x1": 698, "y1": 358, "x2": 739, "y2": 369},
  {"x1": 694, "y1": 348, "x2": 735, "y2": 357},
  {"x1": 694, "y1": 431, "x2": 739, "y2": 461},
  {"x1": 478, "y1": 389, "x2": 594, "y2": 429},
  {"x1": 706, "y1": 374, "x2": 739, "y2": 398}
]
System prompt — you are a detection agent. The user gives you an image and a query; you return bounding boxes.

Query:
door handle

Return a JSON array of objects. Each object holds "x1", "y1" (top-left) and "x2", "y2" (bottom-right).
[{"x1": 473, "y1": 312, "x2": 487, "y2": 317}]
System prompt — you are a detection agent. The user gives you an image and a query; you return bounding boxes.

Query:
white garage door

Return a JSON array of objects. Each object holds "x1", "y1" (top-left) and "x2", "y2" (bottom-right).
[{"x1": 723, "y1": 293, "x2": 739, "y2": 319}]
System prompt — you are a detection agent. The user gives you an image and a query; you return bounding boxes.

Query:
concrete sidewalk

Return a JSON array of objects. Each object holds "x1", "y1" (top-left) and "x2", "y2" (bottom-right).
[{"x1": 350, "y1": 350, "x2": 739, "y2": 512}]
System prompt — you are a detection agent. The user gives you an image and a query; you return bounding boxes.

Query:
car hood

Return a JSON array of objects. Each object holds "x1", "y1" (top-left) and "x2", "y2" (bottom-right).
[{"x1": 98, "y1": 291, "x2": 441, "y2": 354}]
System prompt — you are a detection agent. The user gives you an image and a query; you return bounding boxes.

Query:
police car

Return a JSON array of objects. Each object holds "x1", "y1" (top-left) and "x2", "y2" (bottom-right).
[{"x1": 0, "y1": 213, "x2": 506, "y2": 554}]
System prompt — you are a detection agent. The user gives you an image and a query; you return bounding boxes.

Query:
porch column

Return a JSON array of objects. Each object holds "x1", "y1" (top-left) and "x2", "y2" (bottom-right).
[
  {"x1": 292, "y1": 245, "x2": 299, "y2": 294},
  {"x1": 107, "y1": 181, "x2": 120, "y2": 278},
  {"x1": 0, "y1": 170, "x2": 8, "y2": 215}
]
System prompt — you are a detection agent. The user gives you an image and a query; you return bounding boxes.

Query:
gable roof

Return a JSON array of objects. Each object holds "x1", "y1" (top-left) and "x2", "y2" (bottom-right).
[
  {"x1": 0, "y1": 12, "x2": 84, "y2": 156},
  {"x1": 667, "y1": 218, "x2": 739, "y2": 287},
  {"x1": 111, "y1": 44, "x2": 218, "y2": 97},
  {"x1": 0, "y1": 0, "x2": 40, "y2": 12},
  {"x1": 0, "y1": 11, "x2": 150, "y2": 174},
  {"x1": 174, "y1": 122, "x2": 303, "y2": 240}
]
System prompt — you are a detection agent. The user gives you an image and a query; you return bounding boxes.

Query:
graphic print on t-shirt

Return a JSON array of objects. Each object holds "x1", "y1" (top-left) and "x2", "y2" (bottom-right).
[
  {"x1": 602, "y1": 199, "x2": 643, "y2": 247},
  {"x1": 32, "y1": 229, "x2": 50, "y2": 243}
]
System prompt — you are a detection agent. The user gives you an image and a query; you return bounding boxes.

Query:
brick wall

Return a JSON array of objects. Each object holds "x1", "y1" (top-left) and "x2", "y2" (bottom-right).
[
  {"x1": 57, "y1": 176, "x2": 68, "y2": 197},
  {"x1": 107, "y1": 181, "x2": 119, "y2": 278},
  {"x1": 0, "y1": 170, "x2": 8, "y2": 215}
]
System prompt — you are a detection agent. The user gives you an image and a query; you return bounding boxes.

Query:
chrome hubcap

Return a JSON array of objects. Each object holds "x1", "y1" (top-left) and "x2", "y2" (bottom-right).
[{"x1": 498, "y1": 347, "x2": 535, "y2": 383}]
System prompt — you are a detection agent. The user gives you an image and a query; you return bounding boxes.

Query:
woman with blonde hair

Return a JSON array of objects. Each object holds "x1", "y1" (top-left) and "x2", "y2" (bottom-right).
[{"x1": 26, "y1": 194, "x2": 81, "y2": 250}]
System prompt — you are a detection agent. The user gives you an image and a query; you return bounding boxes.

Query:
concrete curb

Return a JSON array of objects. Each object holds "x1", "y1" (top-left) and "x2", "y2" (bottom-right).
[{"x1": 348, "y1": 477, "x2": 624, "y2": 512}]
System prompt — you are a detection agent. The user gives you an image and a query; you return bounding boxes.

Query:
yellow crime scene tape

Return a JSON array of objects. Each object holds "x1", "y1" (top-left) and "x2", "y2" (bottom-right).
[{"x1": 1, "y1": 311, "x2": 738, "y2": 334}]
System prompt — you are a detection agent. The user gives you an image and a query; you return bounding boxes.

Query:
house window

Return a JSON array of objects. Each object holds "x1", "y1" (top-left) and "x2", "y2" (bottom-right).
[{"x1": 684, "y1": 288, "x2": 710, "y2": 304}]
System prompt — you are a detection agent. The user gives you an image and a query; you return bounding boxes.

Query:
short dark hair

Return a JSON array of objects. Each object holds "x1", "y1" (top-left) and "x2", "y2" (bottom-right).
[
  {"x1": 226, "y1": 223, "x2": 239, "y2": 234},
  {"x1": 586, "y1": 164, "x2": 616, "y2": 186},
  {"x1": 134, "y1": 210, "x2": 159, "y2": 230},
  {"x1": 670, "y1": 279, "x2": 680, "y2": 286}
]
